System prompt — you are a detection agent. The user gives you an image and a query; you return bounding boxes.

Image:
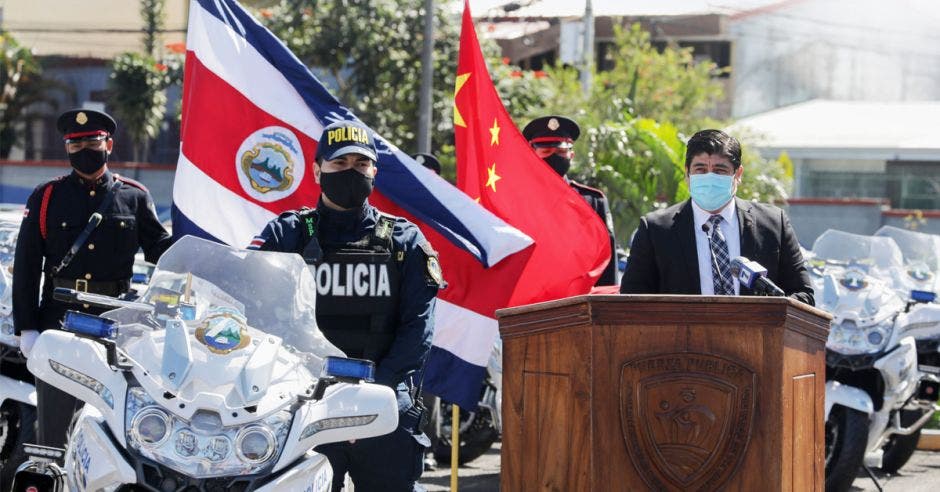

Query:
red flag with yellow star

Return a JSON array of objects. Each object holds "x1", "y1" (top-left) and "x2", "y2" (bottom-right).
[
  {"x1": 452, "y1": 0, "x2": 610, "y2": 304},
  {"x1": 397, "y1": 1, "x2": 610, "y2": 407}
]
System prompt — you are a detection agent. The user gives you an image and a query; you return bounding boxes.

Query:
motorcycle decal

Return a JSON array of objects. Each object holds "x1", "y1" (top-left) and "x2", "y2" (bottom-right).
[
  {"x1": 195, "y1": 307, "x2": 251, "y2": 355},
  {"x1": 305, "y1": 466, "x2": 332, "y2": 492},
  {"x1": 839, "y1": 269, "x2": 869, "y2": 291},
  {"x1": 907, "y1": 263, "x2": 933, "y2": 282},
  {"x1": 71, "y1": 432, "x2": 92, "y2": 491},
  {"x1": 620, "y1": 353, "x2": 756, "y2": 491}
]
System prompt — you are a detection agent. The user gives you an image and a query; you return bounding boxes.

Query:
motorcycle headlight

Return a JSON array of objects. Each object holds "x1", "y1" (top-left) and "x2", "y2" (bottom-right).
[
  {"x1": 826, "y1": 319, "x2": 892, "y2": 355},
  {"x1": 236, "y1": 426, "x2": 276, "y2": 463},
  {"x1": 131, "y1": 408, "x2": 172, "y2": 447},
  {"x1": 124, "y1": 386, "x2": 293, "y2": 479}
]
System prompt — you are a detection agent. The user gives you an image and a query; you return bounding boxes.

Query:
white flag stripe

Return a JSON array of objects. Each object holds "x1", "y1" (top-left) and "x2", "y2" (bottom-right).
[
  {"x1": 173, "y1": 153, "x2": 276, "y2": 246},
  {"x1": 396, "y1": 155, "x2": 534, "y2": 267},
  {"x1": 188, "y1": 3, "x2": 324, "y2": 140},
  {"x1": 432, "y1": 299, "x2": 499, "y2": 367}
]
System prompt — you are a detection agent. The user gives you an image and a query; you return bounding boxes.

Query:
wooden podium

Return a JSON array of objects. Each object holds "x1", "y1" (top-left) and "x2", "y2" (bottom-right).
[{"x1": 496, "y1": 295, "x2": 831, "y2": 491}]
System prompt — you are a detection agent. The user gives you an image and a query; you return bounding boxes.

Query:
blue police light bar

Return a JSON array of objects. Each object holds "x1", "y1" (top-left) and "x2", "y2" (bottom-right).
[
  {"x1": 323, "y1": 356, "x2": 375, "y2": 382},
  {"x1": 912, "y1": 290, "x2": 938, "y2": 303},
  {"x1": 62, "y1": 311, "x2": 118, "y2": 339}
]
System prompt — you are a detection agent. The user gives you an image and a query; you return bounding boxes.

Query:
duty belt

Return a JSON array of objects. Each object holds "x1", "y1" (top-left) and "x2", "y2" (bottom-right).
[{"x1": 51, "y1": 277, "x2": 130, "y2": 297}]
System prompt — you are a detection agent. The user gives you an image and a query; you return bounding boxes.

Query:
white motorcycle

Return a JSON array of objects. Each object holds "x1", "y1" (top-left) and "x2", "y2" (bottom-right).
[
  {"x1": 0, "y1": 219, "x2": 37, "y2": 487},
  {"x1": 812, "y1": 230, "x2": 940, "y2": 492},
  {"x1": 12, "y1": 236, "x2": 399, "y2": 491}
]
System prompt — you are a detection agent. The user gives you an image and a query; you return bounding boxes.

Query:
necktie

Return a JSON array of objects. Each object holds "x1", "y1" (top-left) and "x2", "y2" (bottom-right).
[{"x1": 707, "y1": 214, "x2": 734, "y2": 295}]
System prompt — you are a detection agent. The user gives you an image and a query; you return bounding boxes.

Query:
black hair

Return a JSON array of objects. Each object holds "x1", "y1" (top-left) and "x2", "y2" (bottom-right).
[{"x1": 684, "y1": 129, "x2": 742, "y2": 171}]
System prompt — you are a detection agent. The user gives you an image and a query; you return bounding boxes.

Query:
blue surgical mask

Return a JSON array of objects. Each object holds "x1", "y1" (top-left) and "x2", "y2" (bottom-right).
[{"x1": 689, "y1": 172, "x2": 735, "y2": 211}]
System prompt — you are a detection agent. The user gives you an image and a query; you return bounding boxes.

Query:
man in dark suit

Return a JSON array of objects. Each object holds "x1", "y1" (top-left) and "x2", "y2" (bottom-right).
[
  {"x1": 523, "y1": 115, "x2": 618, "y2": 286},
  {"x1": 619, "y1": 129, "x2": 814, "y2": 305}
]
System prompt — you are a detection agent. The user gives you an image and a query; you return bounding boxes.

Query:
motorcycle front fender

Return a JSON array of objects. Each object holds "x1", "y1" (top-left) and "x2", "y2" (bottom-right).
[
  {"x1": 276, "y1": 382, "x2": 398, "y2": 471},
  {"x1": 0, "y1": 373, "x2": 36, "y2": 406},
  {"x1": 64, "y1": 409, "x2": 137, "y2": 491},
  {"x1": 825, "y1": 380, "x2": 874, "y2": 419}
]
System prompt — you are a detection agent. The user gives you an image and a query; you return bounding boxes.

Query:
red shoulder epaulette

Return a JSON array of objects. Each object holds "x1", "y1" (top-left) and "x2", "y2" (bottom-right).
[
  {"x1": 114, "y1": 173, "x2": 149, "y2": 193},
  {"x1": 38, "y1": 175, "x2": 67, "y2": 241},
  {"x1": 570, "y1": 180, "x2": 605, "y2": 196}
]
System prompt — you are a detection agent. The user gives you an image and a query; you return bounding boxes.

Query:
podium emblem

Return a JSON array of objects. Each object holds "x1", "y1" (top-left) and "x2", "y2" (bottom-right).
[{"x1": 621, "y1": 353, "x2": 756, "y2": 490}]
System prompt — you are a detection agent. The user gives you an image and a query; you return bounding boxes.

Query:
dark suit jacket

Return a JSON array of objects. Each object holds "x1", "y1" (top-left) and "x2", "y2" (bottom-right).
[{"x1": 619, "y1": 198, "x2": 814, "y2": 305}]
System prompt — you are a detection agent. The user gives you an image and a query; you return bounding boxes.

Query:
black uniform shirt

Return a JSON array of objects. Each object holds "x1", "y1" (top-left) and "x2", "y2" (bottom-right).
[
  {"x1": 12, "y1": 170, "x2": 172, "y2": 333},
  {"x1": 249, "y1": 199, "x2": 440, "y2": 388},
  {"x1": 569, "y1": 179, "x2": 618, "y2": 286}
]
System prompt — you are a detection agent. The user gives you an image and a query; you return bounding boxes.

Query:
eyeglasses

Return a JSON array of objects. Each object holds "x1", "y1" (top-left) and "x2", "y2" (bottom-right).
[
  {"x1": 531, "y1": 141, "x2": 574, "y2": 159},
  {"x1": 66, "y1": 136, "x2": 108, "y2": 153}
]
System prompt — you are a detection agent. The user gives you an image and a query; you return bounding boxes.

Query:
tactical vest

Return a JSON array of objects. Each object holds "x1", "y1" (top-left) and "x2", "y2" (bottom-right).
[{"x1": 302, "y1": 212, "x2": 402, "y2": 362}]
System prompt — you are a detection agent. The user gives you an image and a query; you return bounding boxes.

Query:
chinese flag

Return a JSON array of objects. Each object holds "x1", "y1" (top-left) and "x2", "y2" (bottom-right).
[
  {"x1": 452, "y1": 0, "x2": 609, "y2": 304},
  {"x1": 372, "y1": 1, "x2": 610, "y2": 407}
]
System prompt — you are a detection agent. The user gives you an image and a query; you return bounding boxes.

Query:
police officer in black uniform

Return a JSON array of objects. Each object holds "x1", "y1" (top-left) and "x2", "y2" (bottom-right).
[
  {"x1": 249, "y1": 121, "x2": 442, "y2": 491},
  {"x1": 13, "y1": 108, "x2": 173, "y2": 448},
  {"x1": 523, "y1": 115, "x2": 618, "y2": 286}
]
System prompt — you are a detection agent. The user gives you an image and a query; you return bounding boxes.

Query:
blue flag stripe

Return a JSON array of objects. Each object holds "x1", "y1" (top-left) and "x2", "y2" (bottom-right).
[{"x1": 422, "y1": 346, "x2": 487, "y2": 410}]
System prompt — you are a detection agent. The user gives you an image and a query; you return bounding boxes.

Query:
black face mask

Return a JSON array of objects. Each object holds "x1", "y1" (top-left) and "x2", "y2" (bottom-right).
[
  {"x1": 545, "y1": 154, "x2": 571, "y2": 177},
  {"x1": 69, "y1": 148, "x2": 108, "y2": 175},
  {"x1": 320, "y1": 168, "x2": 374, "y2": 209}
]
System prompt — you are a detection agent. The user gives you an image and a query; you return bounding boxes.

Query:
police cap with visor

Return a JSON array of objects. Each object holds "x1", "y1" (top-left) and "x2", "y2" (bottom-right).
[
  {"x1": 56, "y1": 108, "x2": 116, "y2": 143},
  {"x1": 316, "y1": 120, "x2": 378, "y2": 162},
  {"x1": 522, "y1": 115, "x2": 580, "y2": 151}
]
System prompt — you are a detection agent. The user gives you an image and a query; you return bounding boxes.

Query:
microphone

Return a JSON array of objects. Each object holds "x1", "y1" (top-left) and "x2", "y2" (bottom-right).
[{"x1": 730, "y1": 256, "x2": 785, "y2": 297}]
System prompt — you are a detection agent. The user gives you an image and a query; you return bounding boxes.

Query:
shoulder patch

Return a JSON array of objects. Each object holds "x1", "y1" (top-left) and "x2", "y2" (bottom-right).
[
  {"x1": 248, "y1": 235, "x2": 266, "y2": 250},
  {"x1": 418, "y1": 240, "x2": 444, "y2": 288}
]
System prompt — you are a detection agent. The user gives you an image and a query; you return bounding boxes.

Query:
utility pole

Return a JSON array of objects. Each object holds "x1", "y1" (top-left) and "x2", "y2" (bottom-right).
[
  {"x1": 417, "y1": 0, "x2": 435, "y2": 154},
  {"x1": 580, "y1": 0, "x2": 594, "y2": 97}
]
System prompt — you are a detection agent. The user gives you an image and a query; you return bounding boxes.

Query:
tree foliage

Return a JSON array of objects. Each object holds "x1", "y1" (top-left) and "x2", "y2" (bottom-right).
[
  {"x1": 0, "y1": 31, "x2": 64, "y2": 159},
  {"x1": 109, "y1": 52, "x2": 168, "y2": 162},
  {"x1": 261, "y1": 0, "x2": 459, "y2": 154},
  {"x1": 141, "y1": 0, "x2": 166, "y2": 57},
  {"x1": 494, "y1": 23, "x2": 791, "y2": 242}
]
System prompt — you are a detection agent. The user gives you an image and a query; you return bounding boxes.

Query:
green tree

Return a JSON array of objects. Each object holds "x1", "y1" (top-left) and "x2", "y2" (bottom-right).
[
  {"x1": 141, "y1": 0, "x2": 166, "y2": 57},
  {"x1": 0, "y1": 31, "x2": 63, "y2": 158},
  {"x1": 493, "y1": 22, "x2": 791, "y2": 241},
  {"x1": 108, "y1": 52, "x2": 168, "y2": 162},
  {"x1": 260, "y1": 0, "x2": 459, "y2": 154}
]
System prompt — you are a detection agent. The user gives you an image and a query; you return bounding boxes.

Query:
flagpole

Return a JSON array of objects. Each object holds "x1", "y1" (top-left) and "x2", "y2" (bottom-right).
[
  {"x1": 450, "y1": 403, "x2": 460, "y2": 491},
  {"x1": 417, "y1": 0, "x2": 435, "y2": 153},
  {"x1": 580, "y1": 0, "x2": 594, "y2": 96}
]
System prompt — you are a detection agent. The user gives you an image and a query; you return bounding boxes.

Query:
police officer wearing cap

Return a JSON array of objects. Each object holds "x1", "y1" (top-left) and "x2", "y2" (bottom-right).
[
  {"x1": 249, "y1": 121, "x2": 442, "y2": 491},
  {"x1": 13, "y1": 108, "x2": 173, "y2": 448},
  {"x1": 523, "y1": 115, "x2": 618, "y2": 286}
]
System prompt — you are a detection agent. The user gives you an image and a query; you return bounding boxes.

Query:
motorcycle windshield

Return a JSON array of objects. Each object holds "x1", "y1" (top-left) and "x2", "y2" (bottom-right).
[
  {"x1": 875, "y1": 225, "x2": 940, "y2": 274},
  {"x1": 811, "y1": 229, "x2": 903, "y2": 270},
  {"x1": 110, "y1": 235, "x2": 343, "y2": 375}
]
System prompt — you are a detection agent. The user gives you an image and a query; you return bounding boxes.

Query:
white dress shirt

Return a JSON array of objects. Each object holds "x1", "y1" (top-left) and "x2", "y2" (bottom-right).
[{"x1": 691, "y1": 199, "x2": 741, "y2": 295}]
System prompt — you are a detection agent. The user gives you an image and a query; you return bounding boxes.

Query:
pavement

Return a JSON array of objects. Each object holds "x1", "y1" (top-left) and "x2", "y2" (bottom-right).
[
  {"x1": 419, "y1": 442, "x2": 501, "y2": 491},
  {"x1": 852, "y1": 451, "x2": 940, "y2": 491},
  {"x1": 418, "y1": 444, "x2": 940, "y2": 491}
]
